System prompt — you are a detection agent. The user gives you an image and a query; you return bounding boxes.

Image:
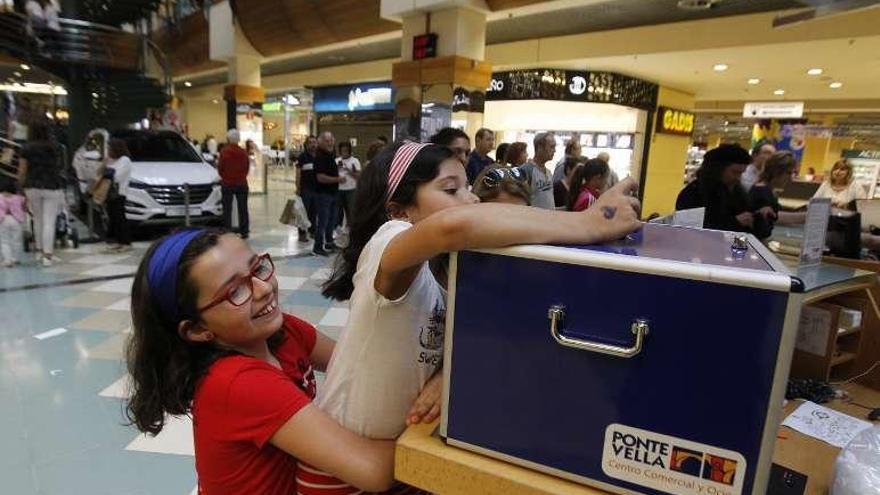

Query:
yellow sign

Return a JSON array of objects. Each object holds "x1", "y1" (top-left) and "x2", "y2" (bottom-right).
[{"x1": 657, "y1": 106, "x2": 695, "y2": 136}]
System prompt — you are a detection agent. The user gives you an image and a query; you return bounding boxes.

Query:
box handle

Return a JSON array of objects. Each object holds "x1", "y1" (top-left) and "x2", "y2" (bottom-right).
[{"x1": 548, "y1": 305, "x2": 649, "y2": 358}]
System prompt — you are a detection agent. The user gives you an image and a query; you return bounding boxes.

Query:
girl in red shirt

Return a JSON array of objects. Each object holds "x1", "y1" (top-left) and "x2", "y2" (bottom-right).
[
  {"x1": 568, "y1": 158, "x2": 611, "y2": 212},
  {"x1": 126, "y1": 228, "x2": 398, "y2": 494}
]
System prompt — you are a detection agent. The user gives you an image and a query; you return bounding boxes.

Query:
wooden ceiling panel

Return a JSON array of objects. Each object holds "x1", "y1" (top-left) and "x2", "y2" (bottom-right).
[
  {"x1": 152, "y1": 13, "x2": 225, "y2": 76},
  {"x1": 232, "y1": 0, "x2": 400, "y2": 57},
  {"x1": 485, "y1": 0, "x2": 553, "y2": 10}
]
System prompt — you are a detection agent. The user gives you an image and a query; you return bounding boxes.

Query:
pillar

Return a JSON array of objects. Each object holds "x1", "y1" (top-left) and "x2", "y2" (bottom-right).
[
  {"x1": 208, "y1": 1, "x2": 264, "y2": 142},
  {"x1": 383, "y1": 1, "x2": 492, "y2": 142},
  {"x1": 641, "y1": 87, "x2": 696, "y2": 217}
]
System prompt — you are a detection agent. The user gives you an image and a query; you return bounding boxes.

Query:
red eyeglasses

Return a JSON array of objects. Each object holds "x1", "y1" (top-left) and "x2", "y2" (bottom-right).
[{"x1": 198, "y1": 253, "x2": 275, "y2": 312}]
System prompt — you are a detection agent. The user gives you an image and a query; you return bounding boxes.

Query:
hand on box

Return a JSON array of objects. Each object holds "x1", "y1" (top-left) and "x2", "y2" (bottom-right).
[
  {"x1": 585, "y1": 177, "x2": 642, "y2": 240},
  {"x1": 406, "y1": 371, "x2": 443, "y2": 426}
]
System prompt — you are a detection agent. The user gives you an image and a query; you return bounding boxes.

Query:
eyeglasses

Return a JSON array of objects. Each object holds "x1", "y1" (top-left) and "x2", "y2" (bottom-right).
[
  {"x1": 198, "y1": 253, "x2": 275, "y2": 312},
  {"x1": 482, "y1": 167, "x2": 526, "y2": 188}
]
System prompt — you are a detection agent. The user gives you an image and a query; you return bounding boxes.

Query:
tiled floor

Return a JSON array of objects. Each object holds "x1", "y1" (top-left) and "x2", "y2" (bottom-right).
[{"x1": 0, "y1": 193, "x2": 349, "y2": 494}]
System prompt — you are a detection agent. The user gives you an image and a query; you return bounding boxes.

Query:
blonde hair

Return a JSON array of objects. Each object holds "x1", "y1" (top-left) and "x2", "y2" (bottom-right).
[{"x1": 829, "y1": 160, "x2": 853, "y2": 187}]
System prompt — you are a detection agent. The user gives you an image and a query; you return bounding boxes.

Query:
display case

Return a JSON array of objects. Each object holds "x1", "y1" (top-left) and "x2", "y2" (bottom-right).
[{"x1": 441, "y1": 224, "x2": 802, "y2": 495}]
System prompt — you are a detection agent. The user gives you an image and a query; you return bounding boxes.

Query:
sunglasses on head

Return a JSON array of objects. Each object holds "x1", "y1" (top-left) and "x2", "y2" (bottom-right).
[
  {"x1": 198, "y1": 253, "x2": 275, "y2": 312},
  {"x1": 482, "y1": 167, "x2": 526, "y2": 188}
]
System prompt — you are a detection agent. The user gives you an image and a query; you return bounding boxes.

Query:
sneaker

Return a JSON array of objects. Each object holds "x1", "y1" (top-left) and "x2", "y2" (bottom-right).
[
  {"x1": 312, "y1": 247, "x2": 329, "y2": 257},
  {"x1": 41, "y1": 256, "x2": 53, "y2": 267},
  {"x1": 34, "y1": 251, "x2": 43, "y2": 261},
  {"x1": 297, "y1": 230, "x2": 309, "y2": 242},
  {"x1": 324, "y1": 242, "x2": 339, "y2": 252}
]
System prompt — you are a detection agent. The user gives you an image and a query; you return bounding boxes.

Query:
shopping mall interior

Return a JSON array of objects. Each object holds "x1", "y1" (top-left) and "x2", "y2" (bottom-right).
[{"x1": 1, "y1": 1, "x2": 880, "y2": 494}]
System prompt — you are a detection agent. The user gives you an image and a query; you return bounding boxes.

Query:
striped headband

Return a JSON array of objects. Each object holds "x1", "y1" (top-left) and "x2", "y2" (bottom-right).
[{"x1": 387, "y1": 141, "x2": 430, "y2": 204}]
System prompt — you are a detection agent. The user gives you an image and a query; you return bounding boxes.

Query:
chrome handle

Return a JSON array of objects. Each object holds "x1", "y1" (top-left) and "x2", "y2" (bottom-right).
[{"x1": 548, "y1": 305, "x2": 649, "y2": 358}]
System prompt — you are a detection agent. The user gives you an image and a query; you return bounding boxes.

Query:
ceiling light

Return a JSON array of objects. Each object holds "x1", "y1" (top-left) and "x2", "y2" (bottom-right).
[
  {"x1": 13, "y1": 71, "x2": 22, "y2": 77},
  {"x1": 184, "y1": 81, "x2": 192, "y2": 87},
  {"x1": 91, "y1": 92, "x2": 99, "y2": 98},
  {"x1": 774, "y1": 89, "x2": 785, "y2": 96},
  {"x1": 713, "y1": 64, "x2": 728, "y2": 72},
  {"x1": 211, "y1": 98, "x2": 219, "y2": 104},
  {"x1": 807, "y1": 68, "x2": 823, "y2": 76},
  {"x1": 747, "y1": 78, "x2": 760, "y2": 85},
  {"x1": 829, "y1": 81, "x2": 843, "y2": 89},
  {"x1": 20, "y1": 64, "x2": 30, "y2": 70}
]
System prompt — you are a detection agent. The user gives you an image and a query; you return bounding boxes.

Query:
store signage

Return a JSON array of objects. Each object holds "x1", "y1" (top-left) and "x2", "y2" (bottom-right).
[
  {"x1": 413, "y1": 33, "x2": 438, "y2": 60},
  {"x1": 313, "y1": 82, "x2": 395, "y2": 113},
  {"x1": 261, "y1": 102, "x2": 282, "y2": 113},
  {"x1": 656, "y1": 106, "x2": 695, "y2": 136},
  {"x1": 843, "y1": 149, "x2": 880, "y2": 160},
  {"x1": 743, "y1": 101, "x2": 805, "y2": 119},
  {"x1": 569, "y1": 75, "x2": 587, "y2": 95},
  {"x1": 451, "y1": 88, "x2": 485, "y2": 113}
]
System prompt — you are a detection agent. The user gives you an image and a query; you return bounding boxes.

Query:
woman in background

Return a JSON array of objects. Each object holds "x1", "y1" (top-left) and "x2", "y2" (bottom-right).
[
  {"x1": 18, "y1": 121, "x2": 63, "y2": 267},
  {"x1": 813, "y1": 160, "x2": 864, "y2": 209},
  {"x1": 494, "y1": 143, "x2": 510, "y2": 165},
  {"x1": 502, "y1": 142, "x2": 528, "y2": 167}
]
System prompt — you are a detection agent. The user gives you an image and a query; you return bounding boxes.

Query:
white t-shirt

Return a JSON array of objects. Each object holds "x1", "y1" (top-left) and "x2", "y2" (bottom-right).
[
  {"x1": 814, "y1": 180, "x2": 865, "y2": 208},
  {"x1": 337, "y1": 156, "x2": 361, "y2": 191},
  {"x1": 316, "y1": 220, "x2": 446, "y2": 439},
  {"x1": 741, "y1": 164, "x2": 760, "y2": 192},
  {"x1": 109, "y1": 156, "x2": 132, "y2": 197}
]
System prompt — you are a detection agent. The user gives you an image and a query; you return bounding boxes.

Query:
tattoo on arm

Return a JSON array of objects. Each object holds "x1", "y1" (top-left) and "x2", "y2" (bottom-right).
[{"x1": 602, "y1": 206, "x2": 617, "y2": 220}]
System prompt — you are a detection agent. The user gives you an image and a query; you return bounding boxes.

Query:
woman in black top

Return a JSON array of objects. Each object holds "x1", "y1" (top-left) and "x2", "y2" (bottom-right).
[
  {"x1": 676, "y1": 144, "x2": 768, "y2": 234},
  {"x1": 17, "y1": 121, "x2": 64, "y2": 267},
  {"x1": 748, "y1": 151, "x2": 799, "y2": 239}
]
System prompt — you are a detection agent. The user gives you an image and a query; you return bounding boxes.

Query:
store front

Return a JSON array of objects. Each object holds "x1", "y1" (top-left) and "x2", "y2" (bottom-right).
[
  {"x1": 482, "y1": 69, "x2": 658, "y2": 188},
  {"x1": 313, "y1": 82, "x2": 395, "y2": 162}
]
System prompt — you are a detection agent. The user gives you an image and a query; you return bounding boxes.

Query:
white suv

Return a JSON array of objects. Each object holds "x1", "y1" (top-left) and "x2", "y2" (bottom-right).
[{"x1": 73, "y1": 129, "x2": 222, "y2": 225}]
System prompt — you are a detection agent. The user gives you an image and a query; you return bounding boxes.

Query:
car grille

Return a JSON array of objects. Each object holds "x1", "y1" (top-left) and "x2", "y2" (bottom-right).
[{"x1": 146, "y1": 184, "x2": 214, "y2": 205}]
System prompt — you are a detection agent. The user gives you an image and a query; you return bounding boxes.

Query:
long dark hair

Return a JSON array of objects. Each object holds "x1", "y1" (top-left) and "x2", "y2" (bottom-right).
[
  {"x1": 126, "y1": 229, "x2": 283, "y2": 435},
  {"x1": 322, "y1": 142, "x2": 454, "y2": 301},
  {"x1": 567, "y1": 158, "x2": 608, "y2": 211}
]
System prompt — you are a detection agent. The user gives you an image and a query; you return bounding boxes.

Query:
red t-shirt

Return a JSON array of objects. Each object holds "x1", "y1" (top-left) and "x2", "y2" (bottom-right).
[
  {"x1": 193, "y1": 314, "x2": 317, "y2": 495},
  {"x1": 218, "y1": 145, "x2": 250, "y2": 187}
]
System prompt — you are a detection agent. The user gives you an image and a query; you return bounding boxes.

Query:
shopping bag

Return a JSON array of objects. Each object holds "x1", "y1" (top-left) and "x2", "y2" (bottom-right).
[
  {"x1": 292, "y1": 194, "x2": 311, "y2": 230},
  {"x1": 279, "y1": 199, "x2": 296, "y2": 225},
  {"x1": 90, "y1": 177, "x2": 112, "y2": 205}
]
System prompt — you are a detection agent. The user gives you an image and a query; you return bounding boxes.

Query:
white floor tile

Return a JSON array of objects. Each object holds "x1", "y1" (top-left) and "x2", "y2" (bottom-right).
[
  {"x1": 126, "y1": 414, "x2": 194, "y2": 456},
  {"x1": 81, "y1": 264, "x2": 137, "y2": 277},
  {"x1": 310, "y1": 267, "x2": 333, "y2": 281},
  {"x1": 70, "y1": 254, "x2": 133, "y2": 265},
  {"x1": 99, "y1": 374, "x2": 132, "y2": 399},
  {"x1": 276, "y1": 276, "x2": 307, "y2": 291},
  {"x1": 90, "y1": 277, "x2": 135, "y2": 294},
  {"x1": 319, "y1": 307, "x2": 349, "y2": 327},
  {"x1": 105, "y1": 297, "x2": 132, "y2": 312}
]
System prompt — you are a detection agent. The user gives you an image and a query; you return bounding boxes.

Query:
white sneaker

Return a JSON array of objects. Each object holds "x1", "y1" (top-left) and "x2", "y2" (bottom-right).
[
  {"x1": 41, "y1": 256, "x2": 53, "y2": 267},
  {"x1": 2, "y1": 260, "x2": 13, "y2": 268},
  {"x1": 34, "y1": 251, "x2": 43, "y2": 261}
]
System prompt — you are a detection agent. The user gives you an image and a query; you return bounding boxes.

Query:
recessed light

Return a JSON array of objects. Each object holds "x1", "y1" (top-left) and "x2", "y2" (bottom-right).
[
  {"x1": 184, "y1": 81, "x2": 192, "y2": 87},
  {"x1": 829, "y1": 81, "x2": 843, "y2": 89},
  {"x1": 774, "y1": 89, "x2": 786, "y2": 95},
  {"x1": 713, "y1": 64, "x2": 728, "y2": 72},
  {"x1": 211, "y1": 98, "x2": 219, "y2": 104},
  {"x1": 20, "y1": 64, "x2": 30, "y2": 70},
  {"x1": 807, "y1": 68, "x2": 823, "y2": 76},
  {"x1": 13, "y1": 71, "x2": 21, "y2": 77},
  {"x1": 91, "y1": 92, "x2": 99, "y2": 98},
  {"x1": 747, "y1": 78, "x2": 760, "y2": 85}
]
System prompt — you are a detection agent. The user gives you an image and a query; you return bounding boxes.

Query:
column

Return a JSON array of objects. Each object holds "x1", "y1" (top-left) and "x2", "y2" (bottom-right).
[{"x1": 383, "y1": 1, "x2": 492, "y2": 142}]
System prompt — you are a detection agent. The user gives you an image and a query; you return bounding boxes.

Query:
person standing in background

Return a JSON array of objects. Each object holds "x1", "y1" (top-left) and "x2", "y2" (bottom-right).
[
  {"x1": 103, "y1": 138, "x2": 133, "y2": 253},
  {"x1": 568, "y1": 158, "x2": 610, "y2": 212},
  {"x1": 553, "y1": 138, "x2": 582, "y2": 184},
  {"x1": 205, "y1": 134, "x2": 218, "y2": 157},
  {"x1": 521, "y1": 132, "x2": 557, "y2": 209},
  {"x1": 494, "y1": 143, "x2": 509, "y2": 165},
  {"x1": 17, "y1": 121, "x2": 63, "y2": 267},
  {"x1": 429, "y1": 127, "x2": 471, "y2": 167},
  {"x1": 313, "y1": 131, "x2": 343, "y2": 256},
  {"x1": 336, "y1": 141, "x2": 361, "y2": 233},
  {"x1": 466, "y1": 128, "x2": 495, "y2": 184},
  {"x1": 813, "y1": 160, "x2": 865, "y2": 209},
  {"x1": 597, "y1": 151, "x2": 620, "y2": 190},
  {"x1": 296, "y1": 135, "x2": 319, "y2": 241},
  {"x1": 740, "y1": 140, "x2": 776, "y2": 192},
  {"x1": 503, "y1": 142, "x2": 528, "y2": 167},
  {"x1": 217, "y1": 129, "x2": 250, "y2": 238}
]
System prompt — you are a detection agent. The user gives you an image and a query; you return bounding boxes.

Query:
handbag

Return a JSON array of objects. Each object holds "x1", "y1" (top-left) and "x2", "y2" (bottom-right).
[
  {"x1": 279, "y1": 198, "x2": 296, "y2": 226},
  {"x1": 279, "y1": 195, "x2": 311, "y2": 230},
  {"x1": 90, "y1": 166, "x2": 117, "y2": 205}
]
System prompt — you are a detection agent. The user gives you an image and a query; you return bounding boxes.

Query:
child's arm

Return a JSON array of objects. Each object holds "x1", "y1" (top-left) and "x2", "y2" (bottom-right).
[
  {"x1": 270, "y1": 404, "x2": 395, "y2": 492},
  {"x1": 376, "y1": 178, "x2": 641, "y2": 299},
  {"x1": 310, "y1": 331, "x2": 336, "y2": 372}
]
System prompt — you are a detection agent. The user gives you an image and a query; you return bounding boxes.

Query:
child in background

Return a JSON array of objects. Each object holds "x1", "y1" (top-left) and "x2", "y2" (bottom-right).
[
  {"x1": 0, "y1": 183, "x2": 26, "y2": 267},
  {"x1": 472, "y1": 166, "x2": 531, "y2": 206},
  {"x1": 568, "y1": 158, "x2": 610, "y2": 212},
  {"x1": 126, "y1": 229, "x2": 399, "y2": 495},
  {"x1": 313, "y1": 141, "x2": 641, "y2": 494}
]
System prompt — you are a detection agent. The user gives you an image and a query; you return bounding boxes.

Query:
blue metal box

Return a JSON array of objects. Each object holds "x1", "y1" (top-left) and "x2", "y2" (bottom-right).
[{"x1": 440, "y1": 224, "x2": 802, "y2": 495}]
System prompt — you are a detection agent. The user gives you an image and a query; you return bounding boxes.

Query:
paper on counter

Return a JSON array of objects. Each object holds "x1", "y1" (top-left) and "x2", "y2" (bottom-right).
[{"x1": 782, "y1": 401, "x2": 873, "y2": 448}]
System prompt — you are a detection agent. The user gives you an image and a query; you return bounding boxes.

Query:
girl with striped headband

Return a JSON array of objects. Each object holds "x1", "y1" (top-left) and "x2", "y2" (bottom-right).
[{"x1": 310, "y1": 140, "x2": 641, "y2": 494}]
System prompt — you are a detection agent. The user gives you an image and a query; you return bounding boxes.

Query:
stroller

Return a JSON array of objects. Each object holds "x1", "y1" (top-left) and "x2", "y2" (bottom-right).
[{"x1": 23, "y1": 204, "x2": 81, "y2": 252}]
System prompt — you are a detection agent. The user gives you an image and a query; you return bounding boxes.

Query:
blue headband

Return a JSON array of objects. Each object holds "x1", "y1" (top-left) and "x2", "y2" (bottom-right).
[{"x1": 147, "y1": 229, "x2": 204, "y2": 325}]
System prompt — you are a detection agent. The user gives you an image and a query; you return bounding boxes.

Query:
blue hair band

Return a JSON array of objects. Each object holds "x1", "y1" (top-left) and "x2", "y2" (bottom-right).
[{"x1": 147, "y1": 229, "x2": 204, "y2": 325}]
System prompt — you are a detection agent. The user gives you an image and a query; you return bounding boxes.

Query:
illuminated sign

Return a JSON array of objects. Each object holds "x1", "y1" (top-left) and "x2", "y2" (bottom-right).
[
  {"x1": 656, "y1": 106, "x2": 695, "y2": 136},
  {"x1": 313, "y1": 82, "x2": 395, "y2": 113},
  {"x1": 413, "y1": 33, "x2": 438, "y2": 60}
]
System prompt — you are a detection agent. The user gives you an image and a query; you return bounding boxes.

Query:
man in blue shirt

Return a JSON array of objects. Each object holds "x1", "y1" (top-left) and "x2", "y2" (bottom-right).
[{"x1": 466, "y1": 128, "x2": 495, "y2": 185}]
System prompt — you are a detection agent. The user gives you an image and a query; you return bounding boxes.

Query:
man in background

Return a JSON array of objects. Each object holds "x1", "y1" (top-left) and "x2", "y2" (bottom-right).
[
  {"x1": 313, "y1": 131, "x2": 344, "y2": 256},
  {"x1": 597, "y1": 151, "x2": 620, "y2": 190},
  {"x1": 429, "y1": 127, "x2": 471, "y2": 167},
  {"x1": 521, "y1": 132, "x2": 557, "y2": 209},
  {"x1": 466, "y1": 128, "x2": 495, "y2": 184},
  {"x1": 741, "y1": 140, "x2": 776, "y2": 192},
  {"x1": 217, "y1": 129, "x2": 250, "y2": 238}
]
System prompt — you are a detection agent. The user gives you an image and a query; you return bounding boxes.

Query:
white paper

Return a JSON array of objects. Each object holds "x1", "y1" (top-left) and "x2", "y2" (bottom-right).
[
  {"x1": 782, "y1": 401, "x2": 873, "y2": 448},
  {"x1": 800, "y1": 198, "x2": 831, "y2": 267},
  {"x1": 672, "y1": 207, "x2": 705, "y2": 228},
  {"x1": 795, "y1": 306, "x2": 832, "y2": 356}
]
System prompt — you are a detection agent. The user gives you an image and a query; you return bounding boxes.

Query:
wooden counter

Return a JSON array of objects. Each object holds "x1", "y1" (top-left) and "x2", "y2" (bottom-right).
[{"x1": 395, "y1": 383, "x2": 880, "y2": 495}]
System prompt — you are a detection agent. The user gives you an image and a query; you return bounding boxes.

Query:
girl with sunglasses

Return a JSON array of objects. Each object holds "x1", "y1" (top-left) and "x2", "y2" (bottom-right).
[
  {"x1": 472, "y1": 165, "x2": 531, "y2": 206},
  {"x1": 126, "y1": 229, "x2": 399, "y2": 494},
  {"x1": 309, "y1": 141, "x2": 641, "y2": 493}
]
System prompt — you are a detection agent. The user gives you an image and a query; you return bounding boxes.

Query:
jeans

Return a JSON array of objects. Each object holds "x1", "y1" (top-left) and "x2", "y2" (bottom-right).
[
  {"x1": 314, "y1": 192, "x2": 338, "y2": 249},
  {"x1": 221, "y1": 185, "x2": 249, "y2": 235},
  {"x1": 0, "y1": 215, "x2": 23, "y2": 263},
  {"x1": 300, "y1": 188, "x2": 317, "y2": 234},
  {"x1": 339, "y1": 189, "x2": 356, "y2": 228},
  {"x1": 106, "y1": 195, "x2": 131, "y2": 245},
  {"x1": 24, "y1": 188, "x2": 63, "y2": 255}
]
